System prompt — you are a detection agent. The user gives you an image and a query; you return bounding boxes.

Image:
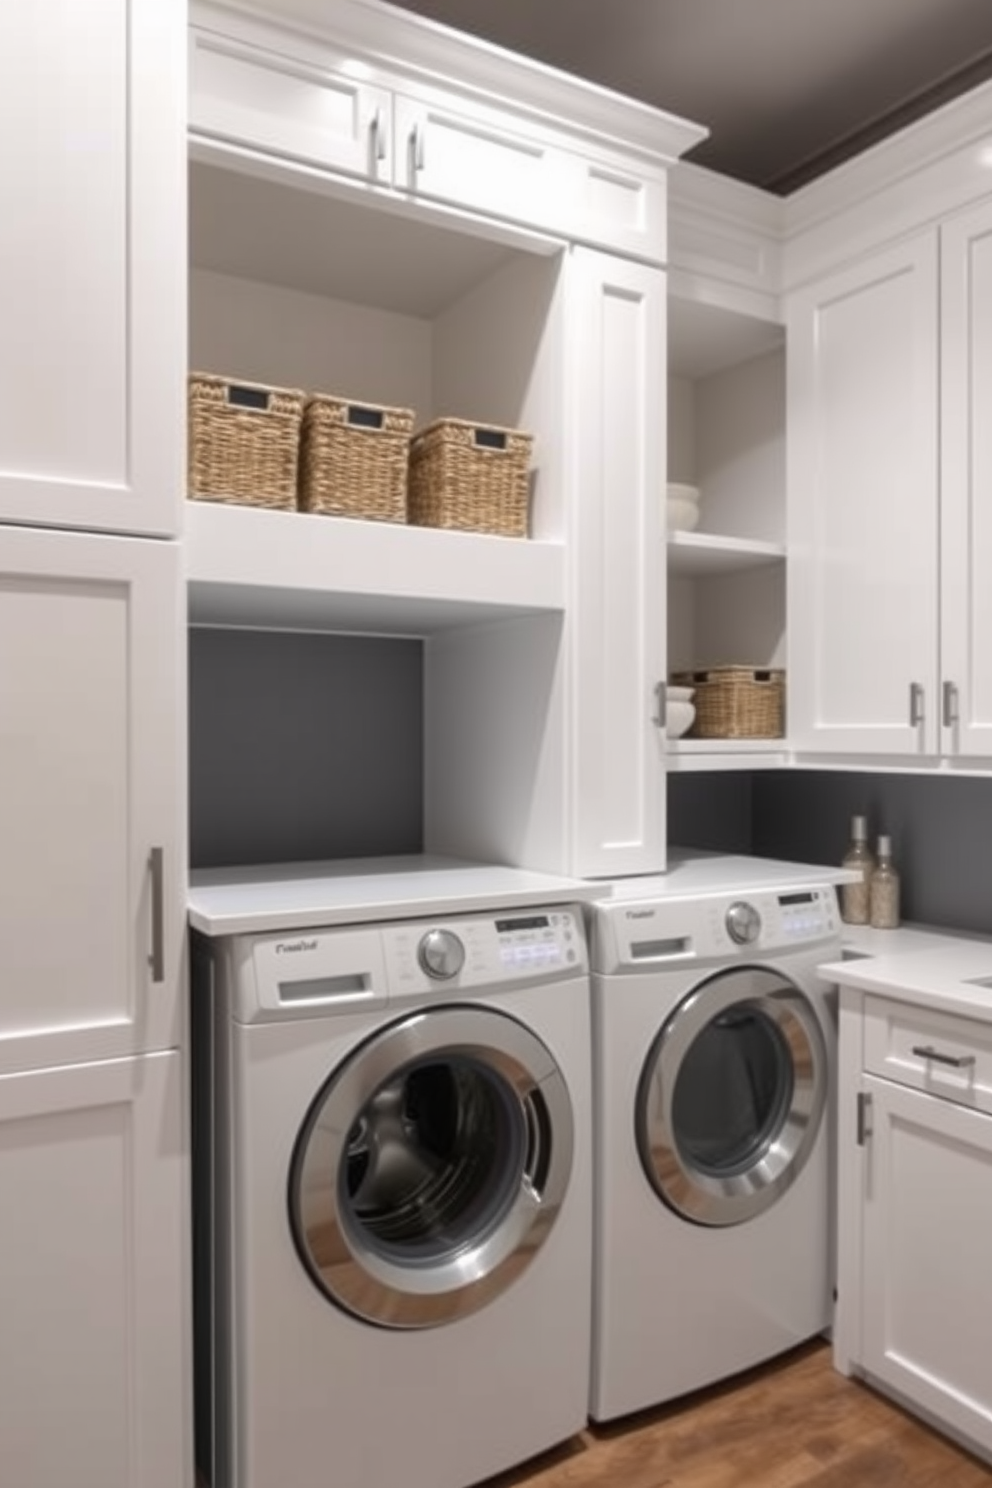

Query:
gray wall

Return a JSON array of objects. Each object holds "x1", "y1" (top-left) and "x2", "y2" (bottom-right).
[
  {"x1": 189, "y1": 628, "x2": 423, "y2": 868},
  {"x1": 669, "y1": 770, "x2": 992, "y2": 937}
]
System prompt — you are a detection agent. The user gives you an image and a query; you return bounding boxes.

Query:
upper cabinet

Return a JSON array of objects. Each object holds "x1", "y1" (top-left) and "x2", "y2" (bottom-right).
[
  {"x1": 786, "y1": 198, "x2": 992, "y2": 761},
  {"x1": 189, "y1": 1, "x2": 690, "y2": 262},
  {"x1": 0, "y1": 0, "x2": 185, "y2": 538}
]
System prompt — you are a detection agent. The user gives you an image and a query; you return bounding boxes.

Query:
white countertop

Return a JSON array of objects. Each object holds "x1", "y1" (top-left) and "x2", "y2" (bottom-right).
[
  {"x1": 822, "y1": 921, "x2": 992, "y2": 1023},
  {"x1": 187, "y1": 854, "x2": 603, "y2": 936},
  {"x1": 598, "y1": 848, "x2": 860, "y2": 901}
]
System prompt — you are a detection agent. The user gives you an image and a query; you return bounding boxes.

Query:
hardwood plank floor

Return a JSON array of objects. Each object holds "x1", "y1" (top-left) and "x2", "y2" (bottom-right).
[{"x1": 481, "y1": 1340, "x2": 992, "y2": 1488}]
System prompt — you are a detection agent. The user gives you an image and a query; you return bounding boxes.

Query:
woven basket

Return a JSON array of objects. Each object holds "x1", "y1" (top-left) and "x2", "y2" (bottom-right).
[
  {"x1": 408, "y1": 418, "x2": 533, "y2": 537},
  {"x1": 299, "y1": 395, "x2": 414, "y2": 523},
  {"x1": 671, "y1": 665, "x2": 785, "y2": 739},
  {"x1": 188, "y1": 373, "x2": 304, "y2": 509}
]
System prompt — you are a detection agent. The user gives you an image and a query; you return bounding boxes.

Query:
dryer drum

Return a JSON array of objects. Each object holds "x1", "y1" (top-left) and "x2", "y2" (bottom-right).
[
  {"x1": 636, "y1": 966, "x2": 827, "y2": 1227},
  {"x1": 288, "y1": 1005, "x2": 573, "y2": 1328}
]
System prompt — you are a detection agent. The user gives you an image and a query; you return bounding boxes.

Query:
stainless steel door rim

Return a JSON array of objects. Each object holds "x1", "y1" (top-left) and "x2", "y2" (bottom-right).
[
  {"x1": 637, "y1": 966, "x2": 827, "y2": 1227},
  {"x1": 290, "y1": 1004, "x2": 573, "y2": 1328}
]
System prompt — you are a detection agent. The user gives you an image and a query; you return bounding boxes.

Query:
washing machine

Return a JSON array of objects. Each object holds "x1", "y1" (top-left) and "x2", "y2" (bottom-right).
[
  {"x1": 588, "y1": 869, "x2": 844, "y2": 1422},
  {"x1": 190, "y1": 864, "x2": 593, "y2": 1488}
]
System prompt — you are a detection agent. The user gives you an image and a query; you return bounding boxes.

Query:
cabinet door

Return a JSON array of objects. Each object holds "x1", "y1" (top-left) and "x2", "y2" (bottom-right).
[
  {"x1": 787, "y1": 235, "x2": 940, "y2": 754},
  {"x1": 940, "y1": 199, "x2": 992, "y2": 757},
  {"x1": 0, "y1": 1052, "x2": 190, "y2": 1488},
  {"x1": 190, "y1": 23, "x2": 391, "y2": 183},
  {"x1": 568, "y1": 248, "x2": 667, "y2": 877},
  {"x1": 0, "y1": 0, "x2": 184, "y2": 537},
  {"x1": 0, "y1": 528, "x2": 184, "y2": 1073},
  {"x1": 861, "y1": 1074, "x2": 992, "y2": 1459},
  {"x1": 393, "y1": 93, "x2": 575, "y2": 236}
]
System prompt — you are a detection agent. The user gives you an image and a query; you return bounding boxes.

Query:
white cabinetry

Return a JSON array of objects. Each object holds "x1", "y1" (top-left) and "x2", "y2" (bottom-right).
[
  {"x1": 0, "y1": 529, "x2": 185, "y2": 1075},
  {"x1": 836, "y1": 988, "x2": 992, "y2": 1463},
  {"x1": 0, "y1": 4, "x2": 190, "y2": 1484},
  {"x1": 0, "y1": 1053, "x2": 188, "y2": 1488},
  {"x1": 787, "y1": 198, "x2": 992, "y2": 761},
  {"x1": 186, "y1": 0, "x2": 703, "y2": 877},
  {"x1": 0, "y1": 0, "x2": 185, "y2": 538},
  {"x1": 568, "y1": 249, "x2": 667, "y2": 874},
  {"x1": 189, "y1": 1, "x2": 681, "y2": 261}
]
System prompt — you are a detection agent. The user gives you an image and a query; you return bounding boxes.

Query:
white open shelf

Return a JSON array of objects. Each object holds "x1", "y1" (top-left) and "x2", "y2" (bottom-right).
[
  {"x1": 185, "y1": 502, "x2": 565, "y2": 634},
  {"x1": 667, "y1": 530, "x2": 785, "y2": 577},
  {"x1": 667, "y1": 737, "x2": 790, "y2": 771}
]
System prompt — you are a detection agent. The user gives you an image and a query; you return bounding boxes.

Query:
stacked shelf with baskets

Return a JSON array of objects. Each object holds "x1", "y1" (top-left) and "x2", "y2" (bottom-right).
[{"x1": 665, "y1": 290, "x2": 789, "y2": 771}]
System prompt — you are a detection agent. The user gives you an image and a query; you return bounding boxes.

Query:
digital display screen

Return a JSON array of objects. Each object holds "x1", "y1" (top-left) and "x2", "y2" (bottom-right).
[
  {"x1": 495, "y1": 915, "x2": 551, "y2": 932},
  {"x1": 779, "y1": 891, "x2": 815, "y2": 906}
]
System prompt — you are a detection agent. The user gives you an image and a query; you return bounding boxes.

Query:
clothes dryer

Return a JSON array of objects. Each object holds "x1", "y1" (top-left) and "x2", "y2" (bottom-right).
[
  {"x1": 589, "y1": 877, "x2": 843, "y2": 1421},
  {"x1": 192, "y1": 888, "x2": 591, "y2": 1488}
]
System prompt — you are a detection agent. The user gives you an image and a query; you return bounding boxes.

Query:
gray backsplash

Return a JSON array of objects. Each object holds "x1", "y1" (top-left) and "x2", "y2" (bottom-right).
[
  {"x1": 669, "y1": 770, "x2": 992, "y2": 937},
  {"x1": 189, "y1": 628, "x2": 424, "y2": 868}
]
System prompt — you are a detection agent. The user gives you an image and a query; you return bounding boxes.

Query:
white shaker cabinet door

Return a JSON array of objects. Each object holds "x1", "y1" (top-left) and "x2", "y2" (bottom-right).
[
  {"x1": 0, "y1": 1052, "x2": 190, "y2": 1488},
  {"x1": 567, "y1": 248, "x2": 667, "y2": 878},
  {"x1": 0, "y1": 0, "x2": 185, "y2": 537},
  {"x1": 190, "y1": 21, "x2": 392, "y2": 182},
  {"x1": 860, "y1": 1074, "x2": 992, "y2": 1460},
  {"x1": 0, "y1": 527, "x2": 184, "y2": 1074},
  {"x1": 393, "y1": 92, "x2": 575, "y2": 236},
  {"x1": 787, "y1": 233, "x2": 940, "y2": 755},
  {"x1": 940, "y1": 198, "x2": 992, "y2": 758}
]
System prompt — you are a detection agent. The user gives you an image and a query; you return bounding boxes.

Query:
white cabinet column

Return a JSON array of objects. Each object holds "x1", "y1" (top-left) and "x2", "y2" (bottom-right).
[
  {"x1": 567, "y1": 247, "x2": 667, "y2": 877},
  {"x1": 0, "y1": 0, "x2": 185, "y2": 536}
]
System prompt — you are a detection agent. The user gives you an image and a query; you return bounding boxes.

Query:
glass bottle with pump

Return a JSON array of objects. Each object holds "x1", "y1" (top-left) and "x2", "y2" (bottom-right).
[
  {"x1": 870, "y1": 835, "x2": 901, "y2": 929},
  {"x1": 840, "y1": 814, "x2": 875, "y2": 925}
]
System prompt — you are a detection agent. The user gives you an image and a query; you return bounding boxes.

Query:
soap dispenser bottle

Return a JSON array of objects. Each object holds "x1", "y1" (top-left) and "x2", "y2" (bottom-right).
[
  {"x1": 869, "y1": 835, "x2": 901, "y2": 929},
  {"x1": 840, "y1": 814, "x2": 874, "y2": 925}
]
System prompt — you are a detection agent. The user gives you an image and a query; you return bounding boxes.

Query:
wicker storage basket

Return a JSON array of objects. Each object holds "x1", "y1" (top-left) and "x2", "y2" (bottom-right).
[
  {"x1": 408, "y1": 418, "x2": 533, "y2": 537},
  {"x1": 188, "y1": 373, "x2": 304, "y2": 509},
  {"x1": 671, "y1": 665, "x2": 785, "y2": 739},
  {"x1": 298, "y1": 394, "x2": 414, "y2": 523}
]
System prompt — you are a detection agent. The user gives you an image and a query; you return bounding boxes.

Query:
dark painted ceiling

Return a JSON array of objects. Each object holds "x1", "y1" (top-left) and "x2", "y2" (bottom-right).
[{"x1": 387, "y1": 0, "x2": 992, "y2": 192}]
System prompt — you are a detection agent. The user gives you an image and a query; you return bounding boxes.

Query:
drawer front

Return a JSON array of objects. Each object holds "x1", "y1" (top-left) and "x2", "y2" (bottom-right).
[{"x1": 864, "y1": 994, "x2": 992, "y2": 1115}]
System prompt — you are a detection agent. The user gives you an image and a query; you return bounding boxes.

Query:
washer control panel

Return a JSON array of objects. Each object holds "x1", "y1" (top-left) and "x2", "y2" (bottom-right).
[{"x1": 594, "y1": 884, "x2": 841, "y2": 973}]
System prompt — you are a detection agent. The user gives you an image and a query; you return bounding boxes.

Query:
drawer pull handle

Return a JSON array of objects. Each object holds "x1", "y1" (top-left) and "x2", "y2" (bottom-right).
[{"x1": 911, "y1": 1044, "x2": 976, "y2": 1069}]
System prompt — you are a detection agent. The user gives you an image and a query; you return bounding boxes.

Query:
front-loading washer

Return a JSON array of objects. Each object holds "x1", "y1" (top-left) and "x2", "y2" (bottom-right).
[
  {"x1": 191, "y1": 891, "x2": 591, "y2": 1488},
  {"x1": 588, "y1": 876, "x2": 843, "y2": 1422}
]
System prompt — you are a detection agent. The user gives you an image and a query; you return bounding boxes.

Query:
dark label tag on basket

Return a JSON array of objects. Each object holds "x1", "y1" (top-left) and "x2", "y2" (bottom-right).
[
  {"x1": 227, "y1": 384, "x2": 270, "y2": 411},
  {"x1": 473, "y1": 427, "x2": 507, "y2": 450},
  {"x1": 346, "y1": 405, "x2": 385, "y2": 429}
]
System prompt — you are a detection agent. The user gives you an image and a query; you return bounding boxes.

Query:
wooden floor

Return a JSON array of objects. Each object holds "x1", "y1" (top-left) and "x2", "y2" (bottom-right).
[{"x1": 482, "y1": 1340, "x2": 992, "y2": 1488}]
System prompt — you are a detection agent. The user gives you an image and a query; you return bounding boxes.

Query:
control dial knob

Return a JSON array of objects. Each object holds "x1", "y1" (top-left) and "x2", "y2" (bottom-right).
[
  {"x1": 725, "y1": 900, "x2": 761, "y2": 945},
  {"x1": 417, "y1": 927, "x2": 466, "y2": 980}
]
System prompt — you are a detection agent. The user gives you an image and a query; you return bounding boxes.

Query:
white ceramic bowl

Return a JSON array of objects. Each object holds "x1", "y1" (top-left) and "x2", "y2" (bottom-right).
[
  {"x1": 668, "y1": 684, "x2": 694, "y2": 704},
  {"x1": 666, "y1": 484, "x2": 701, "y2": 534},
  {"x1": 667, "y1": 483, "x2": 700, "y2": 504},
  {"x1": 666, "y1": 700, "x2": 695, "y2": 739}
]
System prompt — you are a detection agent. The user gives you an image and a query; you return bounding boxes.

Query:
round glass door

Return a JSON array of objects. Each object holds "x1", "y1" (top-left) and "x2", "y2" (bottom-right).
[
  {"x1": 289, "y1": 1005, "x2": 573, "y2": 1328},
  {"x1": 636, "y1": 967, "x2": 827, "y2": 1227}
]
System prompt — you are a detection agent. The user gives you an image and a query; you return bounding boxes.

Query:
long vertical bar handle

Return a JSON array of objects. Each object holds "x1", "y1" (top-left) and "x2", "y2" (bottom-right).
[
  {"x1": 370, "y1": 108, "x2": 387, "y2": 163},
  {"x1": 856, "y1": 1090, "x2": 872, "y2": 1146},
  {"x1": 942, "y1": 680, "x2": 960, "y2": 727},
  {"x1": 148, "y1": 847, "x2": 165, "y2": 985},
  {"x1": 653, "y1": 680, "x2": 668, "y2": 730},
  {"x1": 909, "y1": 682, "x2": 925, "y2": 728},
  {"x1": 410, "y1": 121, "x2": 426, "y2": 174}
]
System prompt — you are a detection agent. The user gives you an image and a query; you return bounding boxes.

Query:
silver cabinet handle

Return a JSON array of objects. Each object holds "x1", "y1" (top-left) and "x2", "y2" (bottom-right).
[
  {"x1": 942, "y1": 680, "x2": 960, "y2": 727},
  {"x1": 653, "y1": 680, "x2": 667, "y2": 730},
  {"x1": 912, "y1": 1044, "x2": 975, "y2": 1069},
  {"x1": 909, "y1": 681, "x2": 925, "y2": 726},
  {"x1": 856, "y1": 1090, "x2": 872, "y2": 1146},
  {"x1": 410, "y1": 122, "x2": 425, "y2": 173},
  {"x1": 148, "y1": 847, "x2": 165, "y2": 984},
  {"x1": 370, "y1": 108, "x2": 387, "y2": 163}
]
